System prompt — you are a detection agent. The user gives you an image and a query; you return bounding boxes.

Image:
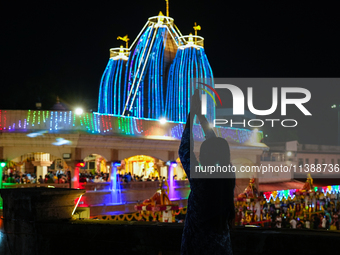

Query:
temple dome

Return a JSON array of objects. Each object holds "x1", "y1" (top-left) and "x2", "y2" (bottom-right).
[{"x1": 97, "y1": 13, "x2": 215, "y2": 123}]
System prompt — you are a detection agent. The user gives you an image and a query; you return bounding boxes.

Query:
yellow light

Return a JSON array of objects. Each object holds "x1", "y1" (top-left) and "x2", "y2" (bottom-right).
[
  {"x1": 117, "y1": 35, "x2": 129, "y2": 48},
  {"x1": 193, "y1": 23, "x2": 201, "y2": 31}
]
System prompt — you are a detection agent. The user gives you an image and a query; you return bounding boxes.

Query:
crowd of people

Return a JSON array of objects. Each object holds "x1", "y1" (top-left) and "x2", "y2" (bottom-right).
[
  {"x1": 79, "y1": 172, "x2": 109, "y2": 183},
  {"x1": 1, "y1": 170, "x2": 69, "y2": 184},
  {"x1": 1, "y1": 171, "x2": 112, "y2": 185},
  {"x1": 264, "y1": 206, "x2": 339, "y2": 230},
  {"x1": 117, "y1": 172, "x2": 187, "y2": 183},
  {"x1": 119, "y1": 172, "x2": 162, "y2": 183},
  {"x1": 1, "y1": 170, "x2": 175, "y2": 185},
  {"x1": 236, "y1": 197, "x2": 340, "y2": 231},
  {"x1": 77, "y1": 172, "x2": 160, "y2": 183}
]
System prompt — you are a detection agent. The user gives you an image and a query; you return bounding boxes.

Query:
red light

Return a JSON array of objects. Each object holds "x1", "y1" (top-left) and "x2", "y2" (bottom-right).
[{"x1": 76, "y1": 162, "x2": 85, "y2": 167}]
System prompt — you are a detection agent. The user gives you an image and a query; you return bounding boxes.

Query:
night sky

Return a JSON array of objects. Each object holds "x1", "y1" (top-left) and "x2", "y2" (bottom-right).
[{"x1": 2, "y1": 1, "x2": 340, "y2": 145}]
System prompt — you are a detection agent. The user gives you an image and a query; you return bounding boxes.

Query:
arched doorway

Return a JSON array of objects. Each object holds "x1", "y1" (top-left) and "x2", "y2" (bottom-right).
[{"x1": 123, "y1": 155, "x2": 164, "y2": 179}]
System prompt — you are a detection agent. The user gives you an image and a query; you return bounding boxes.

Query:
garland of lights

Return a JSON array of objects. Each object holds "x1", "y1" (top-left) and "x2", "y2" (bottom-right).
[
  {"x1": 98, "y1": 59, "x2": 127, "y2": 115},
  {"x1": 0, "y1": 110, "x2": 262, "y2": 144},
  {"x1": 263, "y1": 185, "x2": 340, "y2": 203}
]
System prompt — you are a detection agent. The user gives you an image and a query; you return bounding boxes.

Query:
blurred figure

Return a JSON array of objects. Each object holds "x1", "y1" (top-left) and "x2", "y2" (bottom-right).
[
  {"x1": 38, "y1": 175, "x2": 44, "y2": 184},
  {"x1": 276, "y1": 214, "x2": 282, "y2": 228},
  {"x1": 321, "y1": 215, "x2": 327, "y2": 229},
  {"x1": 296, "y1": 218, "x2": 303, "y2": 229},
  {"x1": 290, "y1": 217, "x2": 297, "y2": 229}
]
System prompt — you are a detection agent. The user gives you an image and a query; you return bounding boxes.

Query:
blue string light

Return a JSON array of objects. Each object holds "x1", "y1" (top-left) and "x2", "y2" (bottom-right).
[
  {"x1": 165, "y1": 46, "x2": 214, "y2": 123},
  {"x1": 97, "y1": 17, "x2": 215, "y2": 124}
]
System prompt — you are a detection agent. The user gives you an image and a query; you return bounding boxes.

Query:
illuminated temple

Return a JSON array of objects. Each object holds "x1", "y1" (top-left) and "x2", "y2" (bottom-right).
[
  {"x1": 0, "y1": 8, "x2": 267, "y2": 215},
  {"x1": 97, "y1": 12, "x2": 215, "y2": 123}
]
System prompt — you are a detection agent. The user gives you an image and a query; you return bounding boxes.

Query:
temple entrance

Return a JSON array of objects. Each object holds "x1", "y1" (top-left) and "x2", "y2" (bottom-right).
[{"x1": 123, "y1": 155, "x2": 164, "y2": 179}]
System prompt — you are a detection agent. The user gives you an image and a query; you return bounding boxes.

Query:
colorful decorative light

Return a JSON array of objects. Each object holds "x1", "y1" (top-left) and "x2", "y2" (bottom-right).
[
  {"x1": 0, "y1": 110, "x2": 263, "y2": 145},
  {"x1": 262, "y1": 185, "x2": 340, "y2": 203},
  {"x1": 98, "y1": 58, "x2": 127, "y2": 115}
]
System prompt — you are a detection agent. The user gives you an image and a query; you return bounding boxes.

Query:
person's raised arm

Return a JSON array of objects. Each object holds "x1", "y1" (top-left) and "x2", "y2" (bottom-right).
[
  {"x1": 196, "y1": 112, "x2": 216, "y2": 139},
  {"x1": 192, "y1": 89, "x2": 216, "y2": 139},
  {"x1": 178, "y1": 91, "x2": 201, "y2": 179}
]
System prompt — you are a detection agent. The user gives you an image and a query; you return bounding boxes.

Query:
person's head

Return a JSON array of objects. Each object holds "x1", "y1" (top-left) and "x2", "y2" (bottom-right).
[{"x1": 199, "y1": 137, "x2": 230, "y2": 167}]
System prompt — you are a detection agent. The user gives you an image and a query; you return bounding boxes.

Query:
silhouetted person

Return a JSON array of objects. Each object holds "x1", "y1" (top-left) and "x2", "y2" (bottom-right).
[{"x1": 179, "y1": 90, "x2": 235, "y2": 255}]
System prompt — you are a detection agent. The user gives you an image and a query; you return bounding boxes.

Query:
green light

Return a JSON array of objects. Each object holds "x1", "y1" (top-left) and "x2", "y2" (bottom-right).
[{"x1": 0, "y1": 162, "x2": 6, "y2": 168}]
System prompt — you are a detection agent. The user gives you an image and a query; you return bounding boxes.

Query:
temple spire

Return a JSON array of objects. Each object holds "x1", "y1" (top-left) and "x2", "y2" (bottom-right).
[{"x1": 193, "y1": 22, "x2": 201, "y2": 43}]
